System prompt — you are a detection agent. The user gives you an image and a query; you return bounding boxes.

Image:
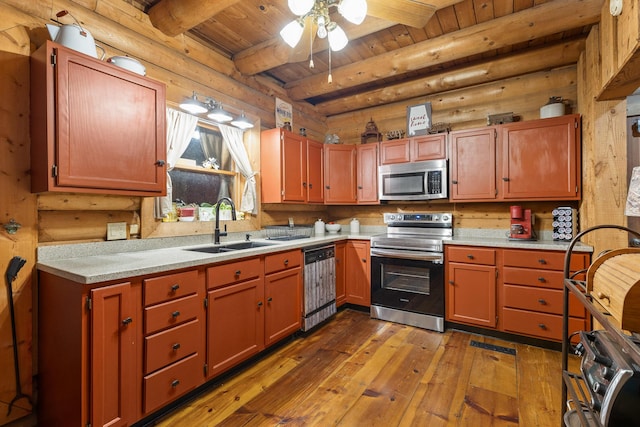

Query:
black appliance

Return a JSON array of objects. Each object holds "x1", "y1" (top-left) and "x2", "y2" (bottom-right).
[{"x1": 370, "y1": 212, "x2": 452, "y2": 332}]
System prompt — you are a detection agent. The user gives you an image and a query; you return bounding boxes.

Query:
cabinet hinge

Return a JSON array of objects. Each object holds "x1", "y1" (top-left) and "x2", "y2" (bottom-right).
[
  {"x1": 86, "y1": 296, "x2": 92, "y2": 311},
  {"x1": 50, "y1": 52, "x2": 56, "y2": 67},
  {"x1": 86, "y1": 423, "x2": 91, "y2": 427},
  {"x1": 203, "y1": 363, "x2": 208, "y2": 376},
  {"x1": 575, "y1": 186, "x2": 579, "y2": 194},
  {"x1": 281, "y1": 190, "x2": 285, "y2": 196},
  {"x1": 493, "y1": 129, "x2": 497, "y2": 140},
  {"x1": 494, "y1": 188, "x2": 498, "y2": 196},
  {"x1": 204, "y1": 297, "x2": 208, "y2": 309},
  {"x1": 51, "y1": 165, "x2": 58, "y2": 177}
]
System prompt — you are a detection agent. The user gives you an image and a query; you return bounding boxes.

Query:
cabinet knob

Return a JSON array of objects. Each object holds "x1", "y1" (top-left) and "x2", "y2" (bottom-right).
[
  {"x1": 502, "y1": 177, "x2": 509, "y2": 182},
  {"x1": 303, "y1": 182, "x2": 307, "y2": 188},
  {"x1": 171, "y1": 283, "x2": 180, "y2": 292},
  {"x1": 172, "y1": 343, "x2": 181, "y2": 351},
  {"x1": 537, "y1": 298, "x2": 547, "y2": 305},
  {"x1": 448, "y1": 280, "x2": 454, "y2": 285},
  {"x1": 538, "y1": 323, "x2": 547, "y2": 330},
  {"x1": 325, "y1": 185, "x2": 330, "y2": 189},
  {"x1": 257, "y1": 301, "x2": 263, "y2": 307},
  {"x1": 466, "y1": 254, "x2": 474, "y2": 259},
  {"x1": 309, "y1": 183, "x2": 313, "y2": 189},
  {"x1": 155, "y1": 160, "x2": 166, "y2": 166},
  {"x1": 452, "y1": 180, "x2": 458, "y2": 184},
  {"x1": 171, "y1": 379, "x2": 180, "y2": 388},
  {"x1": 235, "y1": 270, "x2": 241, "y2": 276},
  {"x1": 537, "y1": 259, "x2": 547, "y2": 264},
  {"x1": 537, "y1": 277, "x2": 546, "y2": 283},
  {"x1": 358, "y1": 185, "x2": 363, "y2": 189},
  {"x1": 284, "y1": 259, "x2": 289, "y2": 265},
  {"x1": 172, "y1": 310, "x2": 180, "y2": 318},
  {"x1": 122, "y1": 317, "x2": 133, "y2": 325},
  {"x1": 267, "y1": 297, "x2": 273, "y2": 302},
  {"x1": 362, "y1": 258, "x2": 366, "y2": 263}
]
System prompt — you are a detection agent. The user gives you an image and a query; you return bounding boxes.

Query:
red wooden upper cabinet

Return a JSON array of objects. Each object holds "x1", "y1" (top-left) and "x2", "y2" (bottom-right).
[
  {"x1": 30, "y1": 41, "x2": 166, "y2": 196},
  {"x1": 380, "y1": 134, "x2": 446, "y2": 165}
]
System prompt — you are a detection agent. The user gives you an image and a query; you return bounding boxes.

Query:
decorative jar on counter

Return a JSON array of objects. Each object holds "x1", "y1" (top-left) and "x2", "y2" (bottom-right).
[
  {"x1": 314, "y1": 219, "x2": 325, "y2": 236},
  {"x1": 350, "y1": 218, "x2": 360, "y2": 234}
]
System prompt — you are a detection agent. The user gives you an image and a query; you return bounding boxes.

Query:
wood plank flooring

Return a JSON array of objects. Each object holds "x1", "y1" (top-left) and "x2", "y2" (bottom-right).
[{"x1": 152, "y1": 309, "x2": 575, "y2": 426}]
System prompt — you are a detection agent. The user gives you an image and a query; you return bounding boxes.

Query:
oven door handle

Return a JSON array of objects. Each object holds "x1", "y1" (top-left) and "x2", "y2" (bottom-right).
[{"x1": 370, "y1": 248, "x2": 443, "y2": 263}]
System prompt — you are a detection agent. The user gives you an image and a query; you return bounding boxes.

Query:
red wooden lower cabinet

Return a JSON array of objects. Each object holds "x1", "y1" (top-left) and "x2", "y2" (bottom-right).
[{"x1": 345, "y1": 240, "x2": 371, "y2": 306}]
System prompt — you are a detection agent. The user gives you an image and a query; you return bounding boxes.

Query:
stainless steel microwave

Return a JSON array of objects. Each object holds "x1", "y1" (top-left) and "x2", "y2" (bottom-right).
[{"x1": 378, "y1": 159, "x2": 448, "y2": 201}]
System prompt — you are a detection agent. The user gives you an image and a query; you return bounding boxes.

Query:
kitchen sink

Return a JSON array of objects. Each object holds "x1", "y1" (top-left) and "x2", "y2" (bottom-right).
[{"x1": 186, "y1": 241, "x2": 275, "y2": 254}]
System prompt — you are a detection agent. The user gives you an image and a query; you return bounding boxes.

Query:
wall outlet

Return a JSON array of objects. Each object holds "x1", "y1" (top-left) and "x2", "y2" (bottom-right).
[
  {"x1": 129, "y1": 224, "x2": 139, "y2": 235},
  {"x1": 107, "y1": 222, "x2": 128, "y2": 240}
]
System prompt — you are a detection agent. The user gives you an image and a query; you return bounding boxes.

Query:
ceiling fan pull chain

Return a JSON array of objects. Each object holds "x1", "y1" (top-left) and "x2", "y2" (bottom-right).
[
  {"x1": 309, "y1": 25, "x2": 315, "y2": 69},
  {"x1": 328, "y1": 47, "x2": 333, "y2": 84}
]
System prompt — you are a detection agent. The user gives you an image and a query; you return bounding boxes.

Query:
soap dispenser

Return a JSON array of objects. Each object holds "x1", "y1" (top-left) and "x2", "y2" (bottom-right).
[{"x1": 314, "y1": 219, "x2": 325, "y2": 236}]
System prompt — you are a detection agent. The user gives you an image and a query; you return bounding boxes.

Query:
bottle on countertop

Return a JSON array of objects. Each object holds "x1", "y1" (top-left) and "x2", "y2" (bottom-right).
[
  {"x1": 350, "y1": 218, "x2": 360, "y2": 234},
  {"x1": 314, "y1": 219, "x2": 325, "y2": 236}
]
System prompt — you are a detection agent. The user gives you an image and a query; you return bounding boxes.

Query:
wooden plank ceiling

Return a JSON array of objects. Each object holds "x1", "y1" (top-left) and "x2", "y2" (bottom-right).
[{"x1": 130, "y1": 0, "x2": 603, "y2": 116}]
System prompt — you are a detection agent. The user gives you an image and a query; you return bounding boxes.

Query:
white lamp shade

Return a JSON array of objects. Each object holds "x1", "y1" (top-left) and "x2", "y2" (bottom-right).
[
  {"x1": 338, "y1": 0, "x2": 367, "y2": 25},
  {"x1": 626, "y1": 166, "x2": 640, "y2": 216},
  {"x1": 179, "y1": 93, "x2": 207, "y2": 114},
  {"x1": 288, "y1": 0, "x2": 314, "y2": 16},
  {"x1": 231, "y1": 112, "x2": 254, "y2": 130},
  {"x1": 207, "y1": 105, "x2": 233, "y2": 122},
  {"x1": 328, "y1": 24, "x2": 348, "y2": 51},
  {"x1": 280, "y1": 20, "x2": 305, "y2": 48}
]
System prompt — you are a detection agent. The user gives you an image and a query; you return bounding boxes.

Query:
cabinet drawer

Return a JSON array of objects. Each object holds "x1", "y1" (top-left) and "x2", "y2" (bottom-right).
[
  {"x1": 208, "y1": 257, "x2": 262, "y2": 289},
  {"x1": 502, "y1": 267, "x2": 565, "y2": 290},
  {"x1": 143, "y1": 352, "x2": 202, "y2": 414},
  {"x1": 145, "y1": 319, "x2": 201, "y2": 375},
  {"x1": 502, "y1": 307, "x2": 586, "y2": 341},
  {"x1": 145, "y1": 293, "x2": 200, "y2": 335},
  {"x1": 503, "y1": 284, "x2": 585, "y2": 317},
  {"x1": 447, "y1": 246, "x2": 496, "y2": 265},
  {"x1": 503, "y1": 249, "x2": 589, "y2": 271},
  {"x1": 265, "y1": 250, "x2": 302, "y2": 275},
  {"x1": 144, "y1": 270, "x2": 199, "y2": 306}
]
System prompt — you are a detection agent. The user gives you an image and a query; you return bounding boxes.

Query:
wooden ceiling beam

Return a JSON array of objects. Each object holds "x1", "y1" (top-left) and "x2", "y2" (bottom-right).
[
  {"x1": 285, "y1": 0, "x2": 602, "y2": 101},
  {"x1": 148, "y1": 0, "x2": 242, "y2": 37},
  {"x1": 367, "y1": 0, "x2": 436, "y2": 28},
  {"x1": 315, "y1": 37, "x2": 587, "y2": 116}
]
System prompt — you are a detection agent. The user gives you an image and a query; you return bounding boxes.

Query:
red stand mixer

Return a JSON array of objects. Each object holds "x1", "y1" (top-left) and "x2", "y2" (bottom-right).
[{"x1": 509, "y1": 205, "x2": 535, "y2": 240}]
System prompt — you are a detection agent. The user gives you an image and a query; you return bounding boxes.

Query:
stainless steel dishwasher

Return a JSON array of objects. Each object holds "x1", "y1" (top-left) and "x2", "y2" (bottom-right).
[{"x1": 302, "y1": 244, "x2": 336, "y2": 331}]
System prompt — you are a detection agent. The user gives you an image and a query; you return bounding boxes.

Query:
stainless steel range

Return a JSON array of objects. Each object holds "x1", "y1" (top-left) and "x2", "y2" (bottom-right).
[{"x1": 370, "y1": 212, "x2": 452, "y2": 332}]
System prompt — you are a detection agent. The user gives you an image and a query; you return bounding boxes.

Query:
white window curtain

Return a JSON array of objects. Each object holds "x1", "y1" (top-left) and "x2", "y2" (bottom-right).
[
  {"x1": 154, "y1": 108, "x2": 198, "y2": 218},
  {"x1": 219, "y1": 124, "x2": 257, "y2": 214}
]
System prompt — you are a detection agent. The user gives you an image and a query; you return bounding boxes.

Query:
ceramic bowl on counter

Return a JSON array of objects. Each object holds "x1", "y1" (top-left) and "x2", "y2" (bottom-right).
[{"x1": 325, "y1": 223, "x2": 341, "y2": 234}]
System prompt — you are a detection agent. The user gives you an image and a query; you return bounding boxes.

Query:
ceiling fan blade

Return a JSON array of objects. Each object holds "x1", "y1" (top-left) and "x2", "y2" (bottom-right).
[
  {"x1": 366, "y1": 0, "x2": 437, "y2": 28},
  {"x1": 288, "y1": 16, "x2": 316, "y2": 63}
]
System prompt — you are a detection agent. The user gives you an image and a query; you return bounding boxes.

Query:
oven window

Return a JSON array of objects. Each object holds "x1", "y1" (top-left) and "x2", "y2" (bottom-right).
[
  {"x1": 381, "y1": 264, "x2": 430, "y2": 294},
  {"x1": 382, "y1": 172, "x2": 425, "y2": 196}
]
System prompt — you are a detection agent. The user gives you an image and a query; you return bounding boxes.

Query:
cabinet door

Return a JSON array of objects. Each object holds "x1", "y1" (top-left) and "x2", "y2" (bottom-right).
[
  {"x1": 335, "y1": 242, "x2": 347, "y2": 307},
  {"x1": 450, "y1": 127, "x2": 498, "y2": 200},
  {"x1": 51, "y1": 44, "x2": 166, "y2": 195},
  {"x1": 380, "y1": 139, "x2": 410, "y2": 164},
  {"x1": 282, "y1": 132, "x2": 307, "y2": 202},
  {"x1": 306, "y1": 139, "x2": 324, "y2": 203},
  {"x1": 412, "y1": 134, "x2": 446, "y2": 160},
  {"x1": 324, "y1": 145, "x2": 357, "y2": 204},
  {"x1": 207, "y1": 278, "x2": 264, "y2": 377},
  {"x1": 500, "y1": 115, "x2": 580, "y2": 200},
  {"x1": 345, "y1": 241, "x2": 371, "y2": 306},
  {"x1": 90, "y1": 283, "x2": 136, "y2": 427},
  {"x1": 265, "y1": 267, "x2": 302, "y2": 346},
  {"x1": 446, "y1": 262, "x2": 497, "y2": 328},
  {"x1": 357, "y1": 143, "x2": 379, "y2": 204}
]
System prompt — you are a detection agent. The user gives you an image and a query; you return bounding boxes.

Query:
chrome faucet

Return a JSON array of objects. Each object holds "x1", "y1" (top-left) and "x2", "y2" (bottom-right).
[{"x1": 214, "y1": 197, "x2": 237, "y2": 244}]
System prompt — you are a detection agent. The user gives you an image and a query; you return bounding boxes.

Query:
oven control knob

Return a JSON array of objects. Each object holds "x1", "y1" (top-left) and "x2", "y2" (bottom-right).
[
  {"x1": 441, "y1": 214, "x2": 450, "y2": 222},
  {"x1": 592, "y1": 381, "x2": 607, "y2": 395},
  {"x1": 601, "y1": 366, "x2": 615, "y2": 380}
]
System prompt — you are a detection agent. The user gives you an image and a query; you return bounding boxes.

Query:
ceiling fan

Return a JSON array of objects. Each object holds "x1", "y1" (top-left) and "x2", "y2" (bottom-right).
[{"x1": 281, "y1": 0, "x2": 438, "y2": 66}]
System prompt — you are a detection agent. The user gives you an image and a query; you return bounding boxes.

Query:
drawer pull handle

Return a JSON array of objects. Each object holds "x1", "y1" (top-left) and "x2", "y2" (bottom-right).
[
  {"x1": 284, "y1": 259, "x2": 289, "y2": 265},
  {"x1": 235, "y1": 270, "x2": 241, "y2": 276},
  {"x1": 537, "y1": 259, "x2": 547, "y2": 264},
  {"x1": 171, "y1": 379, "x2": 180, "y2": 388},
  {"x1": 121, "y1": 317, "x2": 133, "y2": 325},
  {"x1": 172, "y1": 311, "x2": 180, "y2": 318},
  {"x1": 466, "y1": 254, "x2": 474, "y2": 259},
  {"x1": 172, "y1": 343, "x2": 181, "y2": 351},
  {"x1": 171, "y1": 284, "x2": 180, "y2": 292},
  {"x1": 538, "y1": 323, "x2": 547, "y2": 330},
  {"x1": 597, "y1": 292, "x2": 610, "y2": 302},
  {"x1": 537, "y1": 277, "x2": 546, "y2": 283},
  {"x1": 537, "y1": 298, "x2": 547, "y2": 305},
  {"x1": 448, "y1": 280, "x2": 454, "y2": 285}
]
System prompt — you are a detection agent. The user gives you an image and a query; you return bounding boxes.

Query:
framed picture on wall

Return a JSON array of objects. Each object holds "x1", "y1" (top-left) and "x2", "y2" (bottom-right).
[
  {"x1": 407, "y1": 102, "x2": 432, "y2": 136},
  {"x1": 275, "y1": 97, "x2": 292, "y2": 129}
]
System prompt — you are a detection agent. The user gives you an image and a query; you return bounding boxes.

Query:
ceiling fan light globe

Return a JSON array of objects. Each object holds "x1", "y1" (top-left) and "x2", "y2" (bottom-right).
[
  {"x1": 280, "y1": 20, "x2": 304, "y2": 48},
  {"x1": 338, "y1": 0, "x2": 367, "y2": 25},
  {"x1": 328, "y1": 24, "x2": 348, "y2": 51},
  {"x1": 288, "y1": 0, "x2": 314, "y2": 16}
]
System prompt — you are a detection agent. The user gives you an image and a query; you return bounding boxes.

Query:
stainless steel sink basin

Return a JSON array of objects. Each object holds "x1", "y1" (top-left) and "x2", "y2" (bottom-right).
[{"x1": 186, "y1": 241, "x2": 275, "y2": 254}]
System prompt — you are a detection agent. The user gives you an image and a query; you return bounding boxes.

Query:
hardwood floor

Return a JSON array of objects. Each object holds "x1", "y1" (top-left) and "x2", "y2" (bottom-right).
[{"x1": 153, "y1": 309, "x2": 575, "y2": 426}]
